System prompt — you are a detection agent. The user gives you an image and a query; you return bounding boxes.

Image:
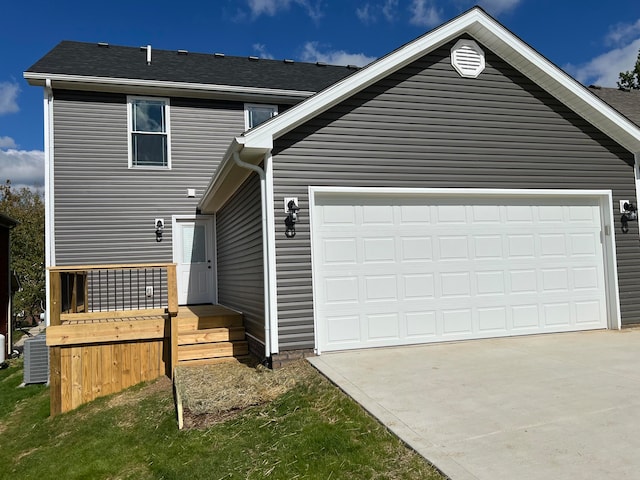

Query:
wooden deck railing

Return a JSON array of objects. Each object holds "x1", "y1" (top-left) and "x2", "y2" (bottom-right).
[
  {"x1": 49, "y1": 263, "x2": 178, "y2": 326},
  {"x1": 47, "y1": 263, "x2": 178, "y2": 416}
]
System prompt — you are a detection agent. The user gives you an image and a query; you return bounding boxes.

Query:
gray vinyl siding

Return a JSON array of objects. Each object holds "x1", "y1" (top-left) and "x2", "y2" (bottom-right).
[
  {"x1": 52, "y1": 90, "x2": 244, "y2": 265},
  {"x1": 271, "y1": 37, "x2": 640, "y2": 350},
  {"x1": 216, "y1": 173, "x2": 265, "y2": 344}
]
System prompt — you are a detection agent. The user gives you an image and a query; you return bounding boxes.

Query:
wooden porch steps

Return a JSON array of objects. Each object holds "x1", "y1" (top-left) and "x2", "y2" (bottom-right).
[{"x1": 175, "y1": 305, "x2": 248, "y2": 366}]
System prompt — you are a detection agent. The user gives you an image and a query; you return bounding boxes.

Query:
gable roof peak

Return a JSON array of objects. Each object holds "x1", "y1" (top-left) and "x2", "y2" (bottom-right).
[{"x1": 238, "y1": 6, "x2": 640, "y2": 154}]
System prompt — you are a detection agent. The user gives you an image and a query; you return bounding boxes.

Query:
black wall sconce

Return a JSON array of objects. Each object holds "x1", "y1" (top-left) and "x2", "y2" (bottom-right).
[
  {"x1": 284, "y1": 198, "x2": 300, "y2": 238},
  {"x1": 621, "y1": 202, "x2": 637, "y2": 234},
  {"x1": 155, "y1": 218, "x2": 164, "y2": 242}
]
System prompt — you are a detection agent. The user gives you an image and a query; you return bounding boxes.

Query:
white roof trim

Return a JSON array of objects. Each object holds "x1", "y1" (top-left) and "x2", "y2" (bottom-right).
[
  {"x1": 23, "y1": 72, "x2": 314, "y2": 99},
  {"x1": 201, "y1": 6, "x2": 640, "y2": 212},
  {"x1": 241, "y1": 7, "x2": 640, "y2": 153}
]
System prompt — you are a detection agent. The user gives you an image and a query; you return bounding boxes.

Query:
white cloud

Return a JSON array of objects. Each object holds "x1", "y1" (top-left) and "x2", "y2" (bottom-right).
[
  {"x1": 0, "y1": 82, "x2": 20, "y2": 115},
  {"x1": 0, "y1": 149, "x2": 44, "y2": 190},
  {"x1": 246, "y1": 0, "x2": 324, "y2": 21},
  {"x1": 0, "y1": 136, "x2": 17, "y2": 149},
  {"x1": 566, "y1": 38, "x2": 640, "y2": 88},
  {"x1": 382, "y1": 0, "x2": 398, "y2": 21},
  {"x1": 247, "y1": 0, "x2": 290, "y2": 16},
  {"x1": 409, "y1": 0, "x2": 442, "y2": 28},
  {"x1": 300, "y1": 41, "x2": 376, "y2": 67},
  {"x1": 606, "y1": 19, "x2": 640, "y2": 47},
  {"x1": 356, "y1": 0, "x2": 398, "y2": 24},
  {"x1": 476, "y1": 0, "x2": 521, "y2": 15},
  {"x1": 356, "y1": 3, "x2": 375, "y2": 24},
  {"x1": 253, "y1": 43, "x2": 275, "y2": 59}
]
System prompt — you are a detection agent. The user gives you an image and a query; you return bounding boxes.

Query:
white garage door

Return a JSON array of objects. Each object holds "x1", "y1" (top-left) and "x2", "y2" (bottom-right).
[{"x1": 312, "y1": 192, "x2": 610, "y2": 352}]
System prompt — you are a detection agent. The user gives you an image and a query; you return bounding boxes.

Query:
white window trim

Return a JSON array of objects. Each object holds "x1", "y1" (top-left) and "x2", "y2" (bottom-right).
[
  {"x1": 244, "y1": 103, "x2": 278, "y2": 131},
  {"x1": 127, "y1": 95, "x2": 172, "y2": 169}
]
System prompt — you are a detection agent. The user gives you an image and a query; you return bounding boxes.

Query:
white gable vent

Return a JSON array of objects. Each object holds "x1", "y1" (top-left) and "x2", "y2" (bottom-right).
[{"x1": 451, "y1": 39, "x2": 485, "y2": 78}]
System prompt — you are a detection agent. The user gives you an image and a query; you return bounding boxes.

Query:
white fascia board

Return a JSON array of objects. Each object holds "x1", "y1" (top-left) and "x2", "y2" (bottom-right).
[
  {"x1": 23, "y1": 72, "x2": 313, "y2": 100},
  {"x1": 242, "y1": 7, "x2": 640, "y2": 153},
  {"x1": 198, "y1": 136, "x2": 272, "y2": 213},
  {"x1": 198, "y1": 138, "x2": 244, "y2": 214}
]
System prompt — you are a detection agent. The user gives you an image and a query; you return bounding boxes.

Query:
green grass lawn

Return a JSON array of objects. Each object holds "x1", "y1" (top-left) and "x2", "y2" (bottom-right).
[{"x1": 0, "y1": 360, "x2": 444, "y2": 480}]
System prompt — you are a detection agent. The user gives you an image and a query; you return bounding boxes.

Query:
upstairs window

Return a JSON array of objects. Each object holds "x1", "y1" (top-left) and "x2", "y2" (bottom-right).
[
  {"x1": 128, "y1": 97, "x2": 171, "y2": 168},
  {"x1": 245, "y1": 103, "x2": 278, "y2": 130}
]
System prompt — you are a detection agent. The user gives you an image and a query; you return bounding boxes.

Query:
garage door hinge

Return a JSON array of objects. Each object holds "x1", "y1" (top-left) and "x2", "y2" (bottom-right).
[{"x1": 604, "y1": 225, "x2": 611, "y2": 236}]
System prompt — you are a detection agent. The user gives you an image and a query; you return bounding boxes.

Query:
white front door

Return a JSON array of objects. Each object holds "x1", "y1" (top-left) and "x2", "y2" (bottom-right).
[{"x1": 173, "y1": 217, "x2": 216, "y2": 305}]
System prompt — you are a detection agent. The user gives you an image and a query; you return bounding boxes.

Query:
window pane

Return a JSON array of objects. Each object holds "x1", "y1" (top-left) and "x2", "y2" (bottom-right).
[
  {"x1": 182, "y1": 225, "x2": 206, "y2": 263},
  {"x1": 248, "y1": 106, "x2": 276, "y2": 128},
  {"x1": 133, "y1": 100, "x2": 165, "y2": 132},
  {"x1": 132, "y1": 133, "x2": 167, "y2": 167}
]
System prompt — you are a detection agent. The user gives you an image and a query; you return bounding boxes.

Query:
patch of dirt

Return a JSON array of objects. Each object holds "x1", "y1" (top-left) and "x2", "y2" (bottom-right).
[{"x1": 175, "y1": 360, "x2": 315, "y2": 429}]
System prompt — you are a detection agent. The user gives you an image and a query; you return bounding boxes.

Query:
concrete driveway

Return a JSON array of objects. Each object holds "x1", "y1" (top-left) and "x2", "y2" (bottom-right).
[{"x1": 308, "y1": 330, "x2": 640, "y2": 480}]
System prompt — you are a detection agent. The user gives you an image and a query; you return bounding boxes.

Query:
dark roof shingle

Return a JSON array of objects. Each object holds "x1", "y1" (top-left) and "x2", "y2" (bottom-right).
[
  {"x1": 589, "y1": 86, "x2": 640, "y2": 128},
  {"x1": 25, "y1": 41, "x2": 357, "y2": 93}
]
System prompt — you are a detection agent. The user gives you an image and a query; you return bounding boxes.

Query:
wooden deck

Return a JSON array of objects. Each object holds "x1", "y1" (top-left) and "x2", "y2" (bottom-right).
[{"x1": 47, "y1": 303, "x2": 247, "y2": 416}]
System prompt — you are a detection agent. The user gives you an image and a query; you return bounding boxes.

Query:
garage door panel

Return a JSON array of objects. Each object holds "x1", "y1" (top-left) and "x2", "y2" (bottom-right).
[
  {"x1": 440, "y1": 272, "x2": 471, "y2": 297},
  {"x1": 512, "y1": 304, "x2": 539, "y2": 329},
  {"x1": 541, "y1": 268, "x2": 569, "y2": 292},
  {"x1": 575, "y1": 300, "x2": 606, "y2": 324},
  {"x1": 574, "y1": 267, "x2": 600, "y2": 290},
  {"x1": 366, "y1": 313, "x2": 400, "y2": 341},
  {"x1": 324, "y1": 276, "x2": 359, "y2": 304},
  {"x1": 363, "y1": 237, "x2": 396, "y2": 262},
  {"x1": 471, "y1": 204, "x2": 501, "y2": 222},
  {"x1": 406, "y1": 311, "x2": 437, "y2": 337},
  {"x1": 570, "y1": 233, "x2": 598, "y2": 256},
  {"x1": 478, "y1": 307, "x2": 508, "y2": 332},
  {"x1": 569, "y1": 205, "x2": 598, "y2": 222},
  {"x1": 313, "y1": 194, "x2": 609, "y2": 352},
  {"x1": 436, "y1": 204, "x2": 468, "y2": 223},
  {"x1": 401, "y1": 237, "x2": 433, "y2": 261},
  {"x1": 323, "y1": 238, "x2": 357, "y2": 264},
  {"x1": 474, "y1": 235, "x2": 503, "y2": 258},
  {"x1": 544, "y1": 303, "x2": 572, "y2": 326},
  {"x1": 400, "y1": 204, "x2": 430, "y2": 223},
  {"x1": 476, "y1": 271, "x2": 505, "y2": 295},
  {"x1": 364, "y1": 275, "x2": 397, "y2": 301},
  {"x1": 438, "y1": 236, "x2": 469, "y2": 260},
  {"x1": 403, "y1": 274, "x2": 435, "y2": 299},
  {"x1": 442, "y1": 309, "x2": 473, "y2": 335},
  {"x1": 363, "y1": 205, "x2": 394, "y2": 224},
  {"x1": 326, "y1": 315, "x2": 360, "y2": 344},
  {"x1": 540, "y1": 234, "x2": 567, "y2": 257}
]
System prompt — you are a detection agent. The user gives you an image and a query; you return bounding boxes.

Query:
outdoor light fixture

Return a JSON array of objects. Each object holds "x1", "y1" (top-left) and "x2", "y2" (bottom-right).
[
  {"x1": 155, "y1": 218, "x2": 164, "y2": 242},
  {"x1": 284, "y1": 199, "x2": 300, "y2": 238},
  {"x1": 621, "y1": 202, "x2": 637, "y2": 234}
]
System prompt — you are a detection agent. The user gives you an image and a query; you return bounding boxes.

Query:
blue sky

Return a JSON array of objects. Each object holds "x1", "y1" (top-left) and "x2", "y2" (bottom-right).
[{"x1": 2, "y1": 0, "x2": 640, "y2": 189}]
